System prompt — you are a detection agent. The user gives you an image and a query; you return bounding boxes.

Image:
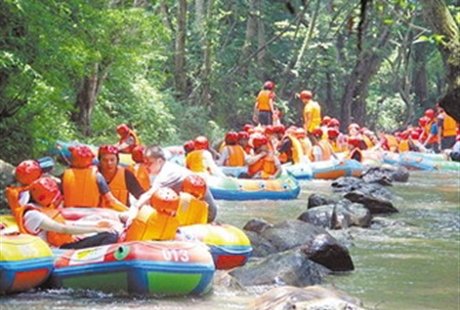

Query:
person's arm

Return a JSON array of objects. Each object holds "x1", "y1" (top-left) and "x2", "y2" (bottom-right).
[
  {"x1": 271, "y1": 156, "x2": 282, "y2": 179},
  {"x1": 204, "y1": 151, "x2": 226, "y2": 177},
  {"x1": 217, "y1": 147, "x2": 229, "y2": 166},
  {"x1": 253, "y1": 100, "x2": 259, "y2": 123},
  {"x1": 96, "y1": 173, "x2": 128, "y2": 212},
  {"x1": 115, "y1": 135, "x2": 135, "y2": 151},
  {"x1": 312, "y1": 145, "x2": 322, "y2": 162},
  {"x1": 245, "y1": 151, "x2": 267, "y2": 165},
  {"x1": 125, "y1": 169, "x2": 145, "y2": 199},
  {"x1": 303, "y1": 108, "x2": 312, "y2": 132}
]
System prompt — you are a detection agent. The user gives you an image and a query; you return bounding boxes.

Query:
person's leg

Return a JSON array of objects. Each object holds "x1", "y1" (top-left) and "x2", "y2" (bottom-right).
[
  {"x1": 60, "y1": 232, "x2": 119, "y2": 249},
  {"x1": 203, "y1": 189, "x2": 217, "y2": 223}
]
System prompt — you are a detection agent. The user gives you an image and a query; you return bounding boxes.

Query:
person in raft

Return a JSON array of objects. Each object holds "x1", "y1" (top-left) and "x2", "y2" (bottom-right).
[
  {"x1": 114, "y1": 123, "x2": 140, "y2": 154},
  {"x1": 15, "y1": 177, "x2": 121, "y2": 249},
  {"x1": 245, "y1": 135, "x2": 282, "y2": 179},
  {"x1": 97, "y1": 144, "x2": 145, "y2": 207},
  {"x1": 61, "y1": 145, "x2": 129, "y2": 213},
  {"x1": 217, "y1": 131, "x2": 246, "y2": 167},
  {"x1": 126, "y1": 144, "x2": 218, "y2": 224},
  {"x1": 186, "y1": 136, "x2": 226, "y2": 177},
  {"x1": 298, "y1": 90, "x2": 321, "y2": 137}
]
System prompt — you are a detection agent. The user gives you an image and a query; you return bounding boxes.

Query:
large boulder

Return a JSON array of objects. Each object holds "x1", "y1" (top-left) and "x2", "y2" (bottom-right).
[
  {"x1": 362, "y1": 166, "x2": 409, "y2": 183},
  {"x1": 244, "y1": 230, "x2": 278, "y2": 258},
  {"x1": 250, "y1": 285, "x2": 365, "y2": 310},
  {"x1": 243, "y1": 218, "x2": 273, "y2": 233},
  {"x1": 344, "y1": 191, "x2": 398, "y2": 214},
  {"x1": 308, "y1": 193, "x2": 338, "y2": 209},
  {"x1": 229, "y1": 249, "x2": 327, "y2": 287}
]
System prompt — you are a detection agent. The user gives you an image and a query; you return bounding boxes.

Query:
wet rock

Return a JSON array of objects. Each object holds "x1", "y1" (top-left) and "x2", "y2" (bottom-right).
[
  {"x1": 250, "y1": 285, "x2": 364, "y2": 310},
  {"x1": 300, "y1": 234, "x2": 354, "y2": 272},
  {"x1": 332, "y1": 177, "x2": 394, "y2": 201},
  {"x1": 213, "y1": 270, "x2": 245, "y2": 290},
  {"x1": 308, "y1": 194, "x2": 338, "y2": 209},
  {"x1": 229, "y1": 249, "x2": 327, "y2": 287},
  {"x1": 298, "y1": 202, "x2": 371, "y2": 229},
  {"x1": 290, "y1": 297, "x2": 367, "y2": 310},
  {"x1": 243, "y1": 218, "x2": 273, "y2": 233},
  {"x1": 362, "y1": 166, "x2": 409, "y2": 184},
  {"x1": 244, "y1": 230, "x2": 278, "y2": 257},
  {"x1": 344, "y1": 191, "x2": 398, "y2": 214}
]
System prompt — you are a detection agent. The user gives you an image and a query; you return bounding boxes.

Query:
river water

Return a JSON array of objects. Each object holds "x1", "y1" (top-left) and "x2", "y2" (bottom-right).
[{"x1": 1, "y1": 170, "x2": 459, "y2": 309}]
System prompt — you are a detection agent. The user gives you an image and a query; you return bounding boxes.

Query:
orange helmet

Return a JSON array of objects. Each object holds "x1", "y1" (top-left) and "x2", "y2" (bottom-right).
[
  {"x1": 299, "y1": 90, "x2": 313, "y2": 100},
  {"x1": 150, "y1": 187, "x2": 179, "y2": 216},
  {"x1": 311, "y1": 127, "x2": 323, "y2": 138},
  {"x1": 327, "y1": 128, "x2": 340, "y2": 139},
  {"x1": 252, "y1": 135, "x2": 268, "y2": 148},
  {"x1": 183, "y1": 140, "x2": 195, "y2": 153},
  {"x1": 273, "y1": 124, "x2": 285, "y2": 134},
  {"x1": 328, "y1": 118, "x2": 340, "y2": 127},
  {"x1": 30, "y1": 177, "x2": 61, "y2": 207},
  {"x1": 98, "y1": 144, "x2": 119, "y2": 160},
  {"x1": 69, "y1": 145, "x2": 95, "y2": 168},
  {"x1": 294, "y1": 128, "x2": 306, "y2": 139},
  {"x1": 225, "y1": 132, "x2": 239, "y2": 144},
  {"x1": 182, "y1": 174, "x2": 207, "y2": 199},
  {"x1": 15, "y1": 160, "x2": 42, "y2": 185},
  {"x1": 424, "y1": 109, "x2": 435, "y2": 118},
  {"x1": 238, "y1": 131, "x2": 249, "y2": 140},
  {"x1": 194, "y1": 136, "x2": 209, "y2": 150},
  {"x1": 116, "y1": 124, "x2": 130, "y2": 136},
  {"x1": 348, "y1": 136, "x2": 362, "y2": 147},
  {"x1": 263, "y1": 81, "x2": 275, "y2": 90},
  {"x1": 131, "y1": 145, "x2": 146, "y2": 163}
]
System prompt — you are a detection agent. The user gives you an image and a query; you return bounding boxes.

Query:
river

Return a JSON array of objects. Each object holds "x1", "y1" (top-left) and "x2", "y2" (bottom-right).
[{"x1": 1, "y1": 170, "x2": 459, "y2": 309}]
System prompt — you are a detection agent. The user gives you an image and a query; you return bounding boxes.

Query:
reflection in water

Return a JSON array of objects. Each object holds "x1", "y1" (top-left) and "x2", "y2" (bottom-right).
[{"x1": 1, "y1": 171, "x2": 459, "y2": 310}]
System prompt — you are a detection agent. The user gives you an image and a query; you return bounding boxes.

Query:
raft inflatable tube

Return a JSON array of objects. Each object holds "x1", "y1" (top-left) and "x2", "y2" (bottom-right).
[
  {"x1": 0, "y1": 214, "x2": 19, "y2": 234},
  {"x1": 284, "y1": 159, "x2": 363, "y2": 180},
  {"x1": 49, "y1": 240, "x2": 215, "y2": 296},
  {"x1": 398, "y1": 152, "x2": 460, "y2": 171},
  {"x1": 381, "y1": 151, "x2": 400, "y2": 165},
  {"x1": 52, "y1": 140, "x2": 135, "y2": 167},
  {"x1": 206, "y1": 170, "x2": 300, "y2": 200},
  {"x1": 0, "y1": 234, "x2": 54, "y2": 294},
  {"x1": 178, "y1": 223, "x2": 252, "y2": 270}
]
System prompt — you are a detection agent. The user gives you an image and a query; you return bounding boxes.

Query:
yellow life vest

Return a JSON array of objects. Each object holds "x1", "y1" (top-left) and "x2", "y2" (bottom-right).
[
  {"x1": 127, "y1": 163, "x2": 150, "y2": 191},
  {"x1": 176, "y1": 192, "x2": 209, "y2": 226},
  {"x1": 441, "y1": 112, "x2": 457, "y2": 137},
  {"x1": 186, "y1": 150, "x2": 208, "y2": 173},
  {"x1": 224, "y1": 145, "x2": 246, "y2": 167},
  {"x1": 125, "y1": 205, "x2": 179, "y2": 241}
]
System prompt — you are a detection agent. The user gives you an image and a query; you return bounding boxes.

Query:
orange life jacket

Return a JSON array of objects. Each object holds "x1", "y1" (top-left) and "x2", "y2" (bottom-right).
[
  {"x1": 102, "y1": 167, "x2": 129, "y2": 206},
  {"x1": 15, "y1": 204, "x2": 75, "y2": 247},
  {"x1": 440, "y1": 112, "x2": 457, "y2": 137},
  {"x1": 223, "y1": 145, "x2": 245, "y2": 167},
  {"x1": 256, "y1": 90, "x2": 273, "y2": 111},
  {"x1": 362, "y1": 135, "x2": 374, "y2": 149},
  {"x1": 384, "y1": 134, "x2": 399, "y2": 152},
  {"x1": 398, "y1": 139, "x2": 409, "y2": 153},
  {"x1": 119, "y1": 130, "x2": 140, "y2": 153},
  {"x1": 125, "y1": 205, "x2": 179, "y2": 241},
  {"x1": 127, "y1": 163, "x2": 150, "y2": 191},
  {"x1": 346, "y1": 148, "x2": 363, "y2": 162},
  {"x1": 278, "y1": 135, "x2": 303, "y2": 164},
  {"x1": 62, "y1": 166, "x2": 100, "y2": 208},
  {"x1": 186, "y1": 150, "x2": 208, "y2": 173},
  {"x1": 6, "y1": 186, "x2": 28, "y2": 219},
  {"x1": 176, "y1": 192, "x2": 208, "y2": 226},
  {"x1": 248, "y1": 153, "x2": 277, "y2": 179}
]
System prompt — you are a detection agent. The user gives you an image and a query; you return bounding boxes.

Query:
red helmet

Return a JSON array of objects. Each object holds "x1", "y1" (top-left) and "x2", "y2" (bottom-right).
[
  {"x1": 328, "y1": 118, "x2": 340, "y2": 127},
  {"x1": 131, "y1": 145, "x2": 146, "y2": 163},
  {"x1": 456, "y1": 135, "x2": 460, "y2": 142},
  {"x1": 30, "y1": 177, "x2": 61, "y2": 207},
  {"x1": 98, "y1": 144, "x2": 119, "y2": 158},
  {"x1": 264, "y1": 81, "x2": 275, "y2": 90},
  {"x1": 225, "y1": 132, "x2": 239, "y2": 144},
  {"x1": 69, "y1": 145, "x2": 95, "y2": 168},
  {"x1": 294, "y1": 128, "x2": 306, "y2": 139},
  {"x1": 182, "y1": 174, "x2": 207, "y2": 199},
  {"x1": 252, "y1": 135, "x2": 268, "y2": 148},
  {"x1": 183, "y1": 140, "x2": 195, "y2": 153},
  {"x1": 348, "y1": 136, "x2": 362, "y2": 147},
  {"x1": 116, "y1": 124, "x2": 130, "y2": 135},
  {"x1": 311, "y1": 127, "x2": 323, "y2": 137},
  {"x1": 15, "y1": 160, "x2": 42, "y2": 185},
  {"x1": 273, "y1": 124, "x2": 285, "y2": 134},
  {"x1": 264, "y1": 125, "x2": 274, "y2": 135},
  {"x1": 150, "y1": 187, "x2": 179, "y2": 216},
  {"x1": 243, "y1": 124, "x2": 254, "y2": 132},
  {"x1": 322, "y1": 116, "x2": 331, "y2": 125},
  {"x1": 299, "y1": 90, "x2": 313, "y2": 100},
  {"x1": 424, "y1": 109, "x2": 435, "y2": 118},
  {"x1": 327, "y1": 128, "x2": 340, "y2": 139},
  {"x1": 348, "y1": 123, "x2": 360, "y2": 131},
  {"x1": 410, "y1": 131, "x2": 420, "y2": 140},
  {"x1": 194, "y1": 136, "x2": 209, "y2": 150},
  {"x1": 237, "y1": 131, "x2": 249, "y2": 140},
  {"x1": 418, "y1": 116, "x2": 429, "y2": 127}
]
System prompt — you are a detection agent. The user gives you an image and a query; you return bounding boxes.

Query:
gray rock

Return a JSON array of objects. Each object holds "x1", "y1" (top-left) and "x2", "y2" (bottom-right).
[
  {"x1": 243, "y1": 218, "x2": 273, "y2": 233},
  {"x1": 344, "y1": 191, "x2": 398, "y2": 214},
  {"x1": 308, "y1": 194, "x2": 338, "y2": 209},
  {"x1": 244, "y1": 230, "x2": 278, "y2": 257}
]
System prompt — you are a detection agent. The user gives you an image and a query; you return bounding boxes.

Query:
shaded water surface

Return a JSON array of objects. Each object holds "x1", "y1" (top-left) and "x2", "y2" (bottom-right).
[{"x1": 1, "y1": 171, "x2": 458, "y2": 309}]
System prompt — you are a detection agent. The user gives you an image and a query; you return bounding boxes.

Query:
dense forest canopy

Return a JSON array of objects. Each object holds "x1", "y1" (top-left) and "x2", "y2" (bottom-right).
[{"x1": 1, "y1": 0, "x2": 458, "y2": 163}]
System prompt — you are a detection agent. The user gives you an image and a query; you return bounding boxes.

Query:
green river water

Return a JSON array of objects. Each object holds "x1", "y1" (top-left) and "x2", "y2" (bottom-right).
[{"x1": 1, "y1": 170, "x2": 459, "y2": 310}]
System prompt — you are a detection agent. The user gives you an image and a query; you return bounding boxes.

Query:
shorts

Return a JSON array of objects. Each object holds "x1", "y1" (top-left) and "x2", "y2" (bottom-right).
[{"x1": 258, "y1": 110, "x2": 273, "y2": 126}]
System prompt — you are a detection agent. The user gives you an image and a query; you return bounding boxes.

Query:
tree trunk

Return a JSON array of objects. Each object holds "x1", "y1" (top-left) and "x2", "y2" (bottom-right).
[
  {"x1": 200, "y1": 0, "x2": 213, "y2": 107},
  {"x1": 256, "y1": 0, "x2": 265, "y2": 67},
  {"x1": 174, "y1": 0, "x2": 187, "y2": 97},
  {"x1": 71, "y1": 63, "x2": 109, "y2": 136},
  {"x1": 340, "y1": 27, "x2": 392, "y2": 127},
  {"x1": 242, "y1": 0, "x2": 257, "y2": 68},
  {"x1": 411, "y1": 44, "x2": 429, "y2": 109},
  {"x1": 419, "y1": 0, "x2": 460, "y2": 122}
]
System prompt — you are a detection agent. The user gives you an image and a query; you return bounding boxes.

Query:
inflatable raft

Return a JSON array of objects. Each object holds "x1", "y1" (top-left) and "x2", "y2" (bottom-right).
[
  {"x1": 0, "y1": 233, "x2": 54, "y2": 294},
  {"x1": 284, "y1": 159, "x2": 364, "y2": 180},
  {"x1": 49, "y1": 241, "x2": 215, "y2": 296},
  {"x1": 206, "y1": 170, "x2": 300, "y2": 200},
  {"x1": 398, "y1": 152, "x2": 460, "y2": 171},
  {"x1": 178, "y1": 223, "x2": 252, "y2": 270}
]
